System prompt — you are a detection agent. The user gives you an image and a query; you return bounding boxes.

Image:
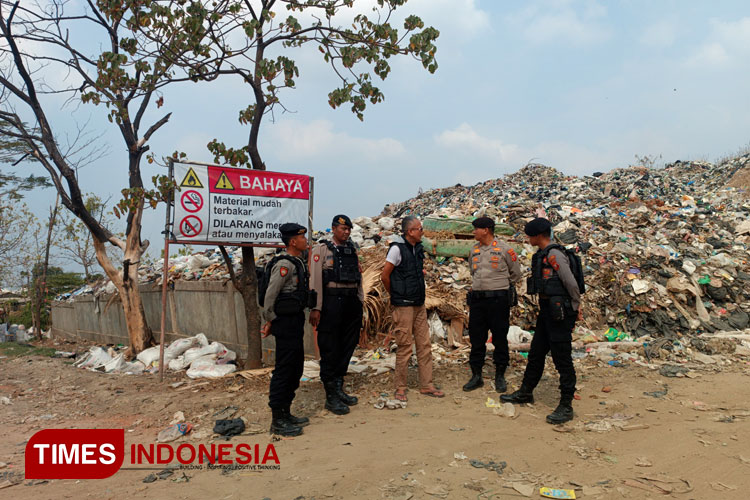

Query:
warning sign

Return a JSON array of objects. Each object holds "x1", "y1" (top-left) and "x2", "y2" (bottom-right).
[
  {"x1": 180, "y1": 190, "x2": 203, "y2": 213},
  {"x1": 171, "y1": 162, "x2": 311, "y2": 245},
  {"x1": 179, "y1": 215, "x2": 203, "y2": 238},
  {"x1": 214, "y1": 171, "x2": 234, "y2": 190},
  {"x1": 179, "y1": 167, "x2": 204, "y2": 189}
]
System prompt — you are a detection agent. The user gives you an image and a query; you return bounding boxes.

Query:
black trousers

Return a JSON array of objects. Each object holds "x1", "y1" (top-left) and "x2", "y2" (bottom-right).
[
  {"x1": 468, "y1": 294, "x2": 510, "y2": 370},
  {"x1": 317, "y1": 294, "x2": 363, "y2": 383},
  {"x1": 521, "y1": 299, "x2": 577, "y2": 398},
  {"x1": 268, "y1": 312, "x2": 305, "y2": 410}
]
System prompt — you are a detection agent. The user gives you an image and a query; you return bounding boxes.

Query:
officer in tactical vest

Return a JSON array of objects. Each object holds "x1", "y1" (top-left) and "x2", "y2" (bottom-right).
[
  {"x1": 309, "y1": 214, "x2": 364, "y2": 415},
  {"x1": 501, "y1": 218, "x2": 582, "y2": 424},
  {"x1": 381, "y1": 216, "x2": 445, "y2": 401},
  {"x1": 262, "y1": 223, "x2": 312, "y2": 436},
  {"x1": 463, "y1": 217, "x2": 522, "y2": 393}
]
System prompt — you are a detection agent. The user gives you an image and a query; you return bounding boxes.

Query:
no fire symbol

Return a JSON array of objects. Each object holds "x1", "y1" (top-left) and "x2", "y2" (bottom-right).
[
  {"x1": 179, "y1": 216, "x2": 203, "y2": 238},
  {"x1": 180, "y1": 190, "x2": 203, "y2": 213}
]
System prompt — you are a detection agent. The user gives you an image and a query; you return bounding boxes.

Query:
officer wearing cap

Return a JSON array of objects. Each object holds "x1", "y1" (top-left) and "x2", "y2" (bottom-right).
[
  {"x1": 309, "y1": 214, "x2": 364, "y2": 415},
  {"x1": 463, "y1": 216, "x2": 522, "y2": 393},
  {"x1": 501, "y1": 217, "x2": 582, "y2": 425},
  {"x1": 262, "y1": 222, "x2": 312, "y2": 436}
]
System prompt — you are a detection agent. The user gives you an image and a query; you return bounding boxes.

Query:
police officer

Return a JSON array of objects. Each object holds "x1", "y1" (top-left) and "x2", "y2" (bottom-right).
[
  {"x1": 309, "y1": 214, "x2": 364, "y2": 415},
  {"x1": 501, "y1": 218, "x2": 582, "y2": 424},
  {"x1": 262, "y1": 223, "x2": 312, "y2": 436},
  {"x1": 463, "y1": 216, "x2": 522, "y2": 393}
]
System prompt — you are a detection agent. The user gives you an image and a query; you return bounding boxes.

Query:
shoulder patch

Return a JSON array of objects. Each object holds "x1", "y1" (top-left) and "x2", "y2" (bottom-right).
[
  {"x1": 508, "y1": 248, "x2": 517, "y2": 262},
  {"x1": 548, "y1": 254, "x2": 560, "y2": 271},
  {"x1": 313, "y1": 254, "x2": 320, "y2": 262},
  {"x1": 279, "y1": 266, "x2": 289, "y2": 277}
]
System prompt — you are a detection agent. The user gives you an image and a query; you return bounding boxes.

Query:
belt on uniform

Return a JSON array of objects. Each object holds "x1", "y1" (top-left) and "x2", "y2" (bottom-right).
[
  {"x1": 471, "y1": 289, "x2": 508, "y2": 299},
  {"x1": 323, "y1": 287, "x2": 358, "y2": 297}
]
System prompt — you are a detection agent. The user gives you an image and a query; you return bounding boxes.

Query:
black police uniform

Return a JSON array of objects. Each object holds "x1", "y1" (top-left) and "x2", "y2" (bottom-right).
[
  {"x1": 502, "y1": 218, "x2": 579, "y2": 424},
  {"x1": 265, "y1": 223, "x2": 311, "y2": 435}
]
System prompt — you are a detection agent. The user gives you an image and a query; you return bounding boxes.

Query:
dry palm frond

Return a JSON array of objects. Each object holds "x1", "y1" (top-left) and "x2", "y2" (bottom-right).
[{"x1": 360, "y1": 259, "x2": 391, "y2": 345}]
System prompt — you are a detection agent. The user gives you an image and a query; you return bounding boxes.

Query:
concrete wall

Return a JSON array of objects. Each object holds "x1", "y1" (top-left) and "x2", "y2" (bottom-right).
[{"x1": 50, "y1": 282, "x2": 318, "y2": 363}]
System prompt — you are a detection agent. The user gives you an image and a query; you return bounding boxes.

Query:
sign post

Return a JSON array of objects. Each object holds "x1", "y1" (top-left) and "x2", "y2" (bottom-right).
[{"x1": 159, "y1": 161, "x2": 313, "y2": 380}]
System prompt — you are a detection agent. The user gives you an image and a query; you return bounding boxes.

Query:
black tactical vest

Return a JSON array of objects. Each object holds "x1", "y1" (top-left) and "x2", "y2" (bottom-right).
[
  {"x1": 322, "y1": 240, "x2": 361, "y2": 284},
  {"x1": 389, "y1": 241, "x2": 426, "y2": 307},
  {"x1": 530, "y1": 245, "x2": 568, "y2": 298}
]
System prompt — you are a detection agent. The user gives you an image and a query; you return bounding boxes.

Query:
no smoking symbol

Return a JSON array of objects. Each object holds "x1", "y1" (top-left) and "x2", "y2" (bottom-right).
[
  {"x1": 179, "y1": 216, "x2": 203, "y2": 238},
  {"x1": 181, "y1": 190, "x2": 203, "y2": 213}
]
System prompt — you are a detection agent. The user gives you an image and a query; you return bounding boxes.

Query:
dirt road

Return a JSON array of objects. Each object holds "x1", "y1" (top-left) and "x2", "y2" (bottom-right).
[{"x1": 1, "y1": 341, "x2": 749, "y2": 499}]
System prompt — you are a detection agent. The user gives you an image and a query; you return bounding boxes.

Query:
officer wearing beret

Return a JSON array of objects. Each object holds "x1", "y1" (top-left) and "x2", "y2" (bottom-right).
[
  {"x1": 262, "y1": 222, "x2": 311, "y2": 436},
  {"x1": 463, "y1": 217, "x2": 522, "y2": 393},
  {"x1": 502, "y1": 218, "x2": 582, "y2": 424},
  {"x1": 309, "y1": 214, "x2": 364, "y2": 415}
]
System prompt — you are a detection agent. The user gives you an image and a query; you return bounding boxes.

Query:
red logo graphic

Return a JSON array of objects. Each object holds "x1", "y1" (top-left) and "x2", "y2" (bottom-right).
[
  {"x1": 181, "y1": 190, "x2": 203, "y2": 213},
  {"x1": 25, "y1": 429, "x2": 124, "y2": 479},
  {"x1": 179, "y1": 216, "x2": 203, "y2": 238},
  {"x1": 280, "y1": 267, "x2": 288, "y2": 277},
  {"x1": 313, "y1": 255, "x2": 320, "y2": 262}
]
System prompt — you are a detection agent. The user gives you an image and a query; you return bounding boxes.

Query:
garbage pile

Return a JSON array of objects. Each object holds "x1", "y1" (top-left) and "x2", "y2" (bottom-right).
[
  {"x1": 365, "y1": 156, "x2": 750, "y2": 341},
  {"x1": 73, "y1": 333, "x2": 237, "y2": 378},
  {"x1": 55, "y1": 154, "x2": 750, "y2": 345}
]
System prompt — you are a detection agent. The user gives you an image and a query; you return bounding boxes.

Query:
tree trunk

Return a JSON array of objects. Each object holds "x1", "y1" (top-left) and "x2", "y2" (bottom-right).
[
  {"x1": 93, "y1": 238, "x2": 154, "y2": 356},
  {"x1": 239, "y1": 246, "x2": 262, "y2": 368}
]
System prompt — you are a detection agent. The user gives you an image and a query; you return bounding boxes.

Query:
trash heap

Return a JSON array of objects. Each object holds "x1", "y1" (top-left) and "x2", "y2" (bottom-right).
[
  {"x1": 56, "y1": 154, "x2": 750, "y2": 345},
  {"x1": 355, "y1": 156, "x2": 750, "y2": 342}
]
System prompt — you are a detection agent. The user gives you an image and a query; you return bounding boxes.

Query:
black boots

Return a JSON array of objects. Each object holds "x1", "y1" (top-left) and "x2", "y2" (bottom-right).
[
  {"x1": 500, "y1": 385, "x2": 534, "y2": 404},
  {"x1": 270, "y1": 408, "x2": 303, "y2": 436},
  {"x1": 334, "y1": 377, "x2": 358, "y2": 406},
  {"x1": 546, "y1": 397, "x2": 574, "y2": 425},
  {"x1": 324, "y1": 380, "x2": 350, "y2": 415},
  {"x1": 285, "y1": 406, "x2": 309, "y2": 427},
  {"x1": 463, "y1": 365, "x2": 484, "y2": 391},
  {"x1": 494, "y1": 367, "x2": 507, "y2": 394}
]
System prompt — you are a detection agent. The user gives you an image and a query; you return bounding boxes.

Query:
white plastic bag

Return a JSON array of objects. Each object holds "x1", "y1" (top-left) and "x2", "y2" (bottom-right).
[
  {"x1": 136, "y1": 345, "x2": 161, "y2": 367},
  {"x1": 75, "y1": 347, "x2": 113, "y2": 369},
  {"x1": 507, "y1": 325, "x2": 532, "y2": 344},
  {"x1": 428, "y1": 311, "x2": 446, "y2": 342},
  {"x1": 183, "y1": 341, "x2": 225, "y2": 365},
  {"x1": 186, "y1": 356, "x2": 236, "y2": 379}
]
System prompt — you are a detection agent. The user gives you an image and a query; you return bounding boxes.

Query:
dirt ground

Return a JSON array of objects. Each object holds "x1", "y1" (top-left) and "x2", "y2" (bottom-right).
[{"x1": 1, "y1": 338, "x2": 749, "y2": 500}]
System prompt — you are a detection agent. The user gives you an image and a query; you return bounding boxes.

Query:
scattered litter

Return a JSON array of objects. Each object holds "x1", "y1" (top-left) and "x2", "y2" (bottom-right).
[
  {"x1": 539, "y1": 487, "x2": 576, "y2": 499},
  {"x1": 156, "y1": 423, "x2": 192, "y2": 443},
  {"x1": 374, "y1": 395, "x2": 407, "y2": 410}
]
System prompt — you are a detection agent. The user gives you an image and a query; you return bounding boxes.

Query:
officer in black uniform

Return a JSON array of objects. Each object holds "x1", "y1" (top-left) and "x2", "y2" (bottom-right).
[
  {"x1": 262, "y1": 222, "x2": 312, "y2": 436},
  {"x1": 309, "y1": 215, "x2": 364, "y2": 415},
  {"x1": 501, "y1": 218, "x2": 581, "y2": 424}
]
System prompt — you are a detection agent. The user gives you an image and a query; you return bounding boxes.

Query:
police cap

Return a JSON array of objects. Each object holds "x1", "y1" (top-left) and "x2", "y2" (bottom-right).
[
  {"x1": 279, "y1": 222, "x2": 307, "y2": 238},
  {"x1": 331, "y1": 214, "x2": 353, "y2": 228},
  {"x1": 471, "y1": 216, "x2": 495, "y2": 230},
  {"x1": 524, "y1": 217, "x2": 552, "y2": 236}
]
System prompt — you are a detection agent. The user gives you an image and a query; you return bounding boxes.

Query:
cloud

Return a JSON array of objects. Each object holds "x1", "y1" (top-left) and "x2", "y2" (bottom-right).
[
  {"x1": 435, "y1": 123, "x2": 520, "y2": 163},
  {"x1": 267, "y1": 119, "x2": 406, "y2": 164},
  {"x1": 435, "y1": 123, "x2": 619, "y2": 180},
  {"x1": 639, "y1": 20, "x2": 677, "y2": 48},
  {"x1": 684, "y1": 17, "x2": 750, "y2": 68},
  {"x1": 685, "y1": 42, "x2": 730, "y2": 68},
  {"x1": 507, "y1": 0, "x2": 610, "y2": 46}
]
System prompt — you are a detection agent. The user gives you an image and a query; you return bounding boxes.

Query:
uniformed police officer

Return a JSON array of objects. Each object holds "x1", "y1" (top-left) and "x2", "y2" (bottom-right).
[
  {"x1": 501, "y1": 218, "x2": 582, "y2": 424},
  {"x1": 463, "y1": 216, "x2": 522, "y2": 393},
  {"x1": 309, "y1": 214, "x2": 364, "y2": 415},
  {"x1": 262, "y1": 222, "x2": 312, "y2": 436}
]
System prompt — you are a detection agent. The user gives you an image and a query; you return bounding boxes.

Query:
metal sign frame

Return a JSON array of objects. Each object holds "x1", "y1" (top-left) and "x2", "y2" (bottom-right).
[{"x1": 158, "y1": 158, "x2": 314, "y2": 381}]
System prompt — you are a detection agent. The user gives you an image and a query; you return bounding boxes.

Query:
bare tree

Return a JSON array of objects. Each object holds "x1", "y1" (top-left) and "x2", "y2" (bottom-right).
[{"x1": 0, "y1": 0, "x2": 240, "y2": 354}]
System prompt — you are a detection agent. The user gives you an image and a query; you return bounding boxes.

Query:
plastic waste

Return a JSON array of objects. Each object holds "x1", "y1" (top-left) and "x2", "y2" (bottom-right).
[{"x1": 156, "y1": 423, "x2": 192, "y2": 443}]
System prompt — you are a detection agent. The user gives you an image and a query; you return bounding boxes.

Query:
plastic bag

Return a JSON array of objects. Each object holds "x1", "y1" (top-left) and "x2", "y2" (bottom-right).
[
  {"x1": 186, "y1": 357, "x2": 236, "y2": 379},
  {"x1": 136, "y1": 345, "x2": 161, "y2": 368},
  {"x1": 75, "y1": 347, "x2": 113, "y2": 369},
  {"x1": 428, "y1": 311, "x2": 446, "y2": 341}
]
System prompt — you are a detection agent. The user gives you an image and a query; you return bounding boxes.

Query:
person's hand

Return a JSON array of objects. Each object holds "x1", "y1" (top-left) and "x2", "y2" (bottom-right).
[
  {"x1": 261, "y1": 322, "x2": 272, "y2": 338},
  {"x1": 577, "y1": 308, "x2": 583, "y2": 321},
  {"x1": 309, "y1": 309, "x2": 321, "y2": 327}
]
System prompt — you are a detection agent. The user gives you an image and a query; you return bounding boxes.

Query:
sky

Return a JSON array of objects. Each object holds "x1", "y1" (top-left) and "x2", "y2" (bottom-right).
[{"x1": 10, "y1": 0, "x2": 750, "y2": 269}]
